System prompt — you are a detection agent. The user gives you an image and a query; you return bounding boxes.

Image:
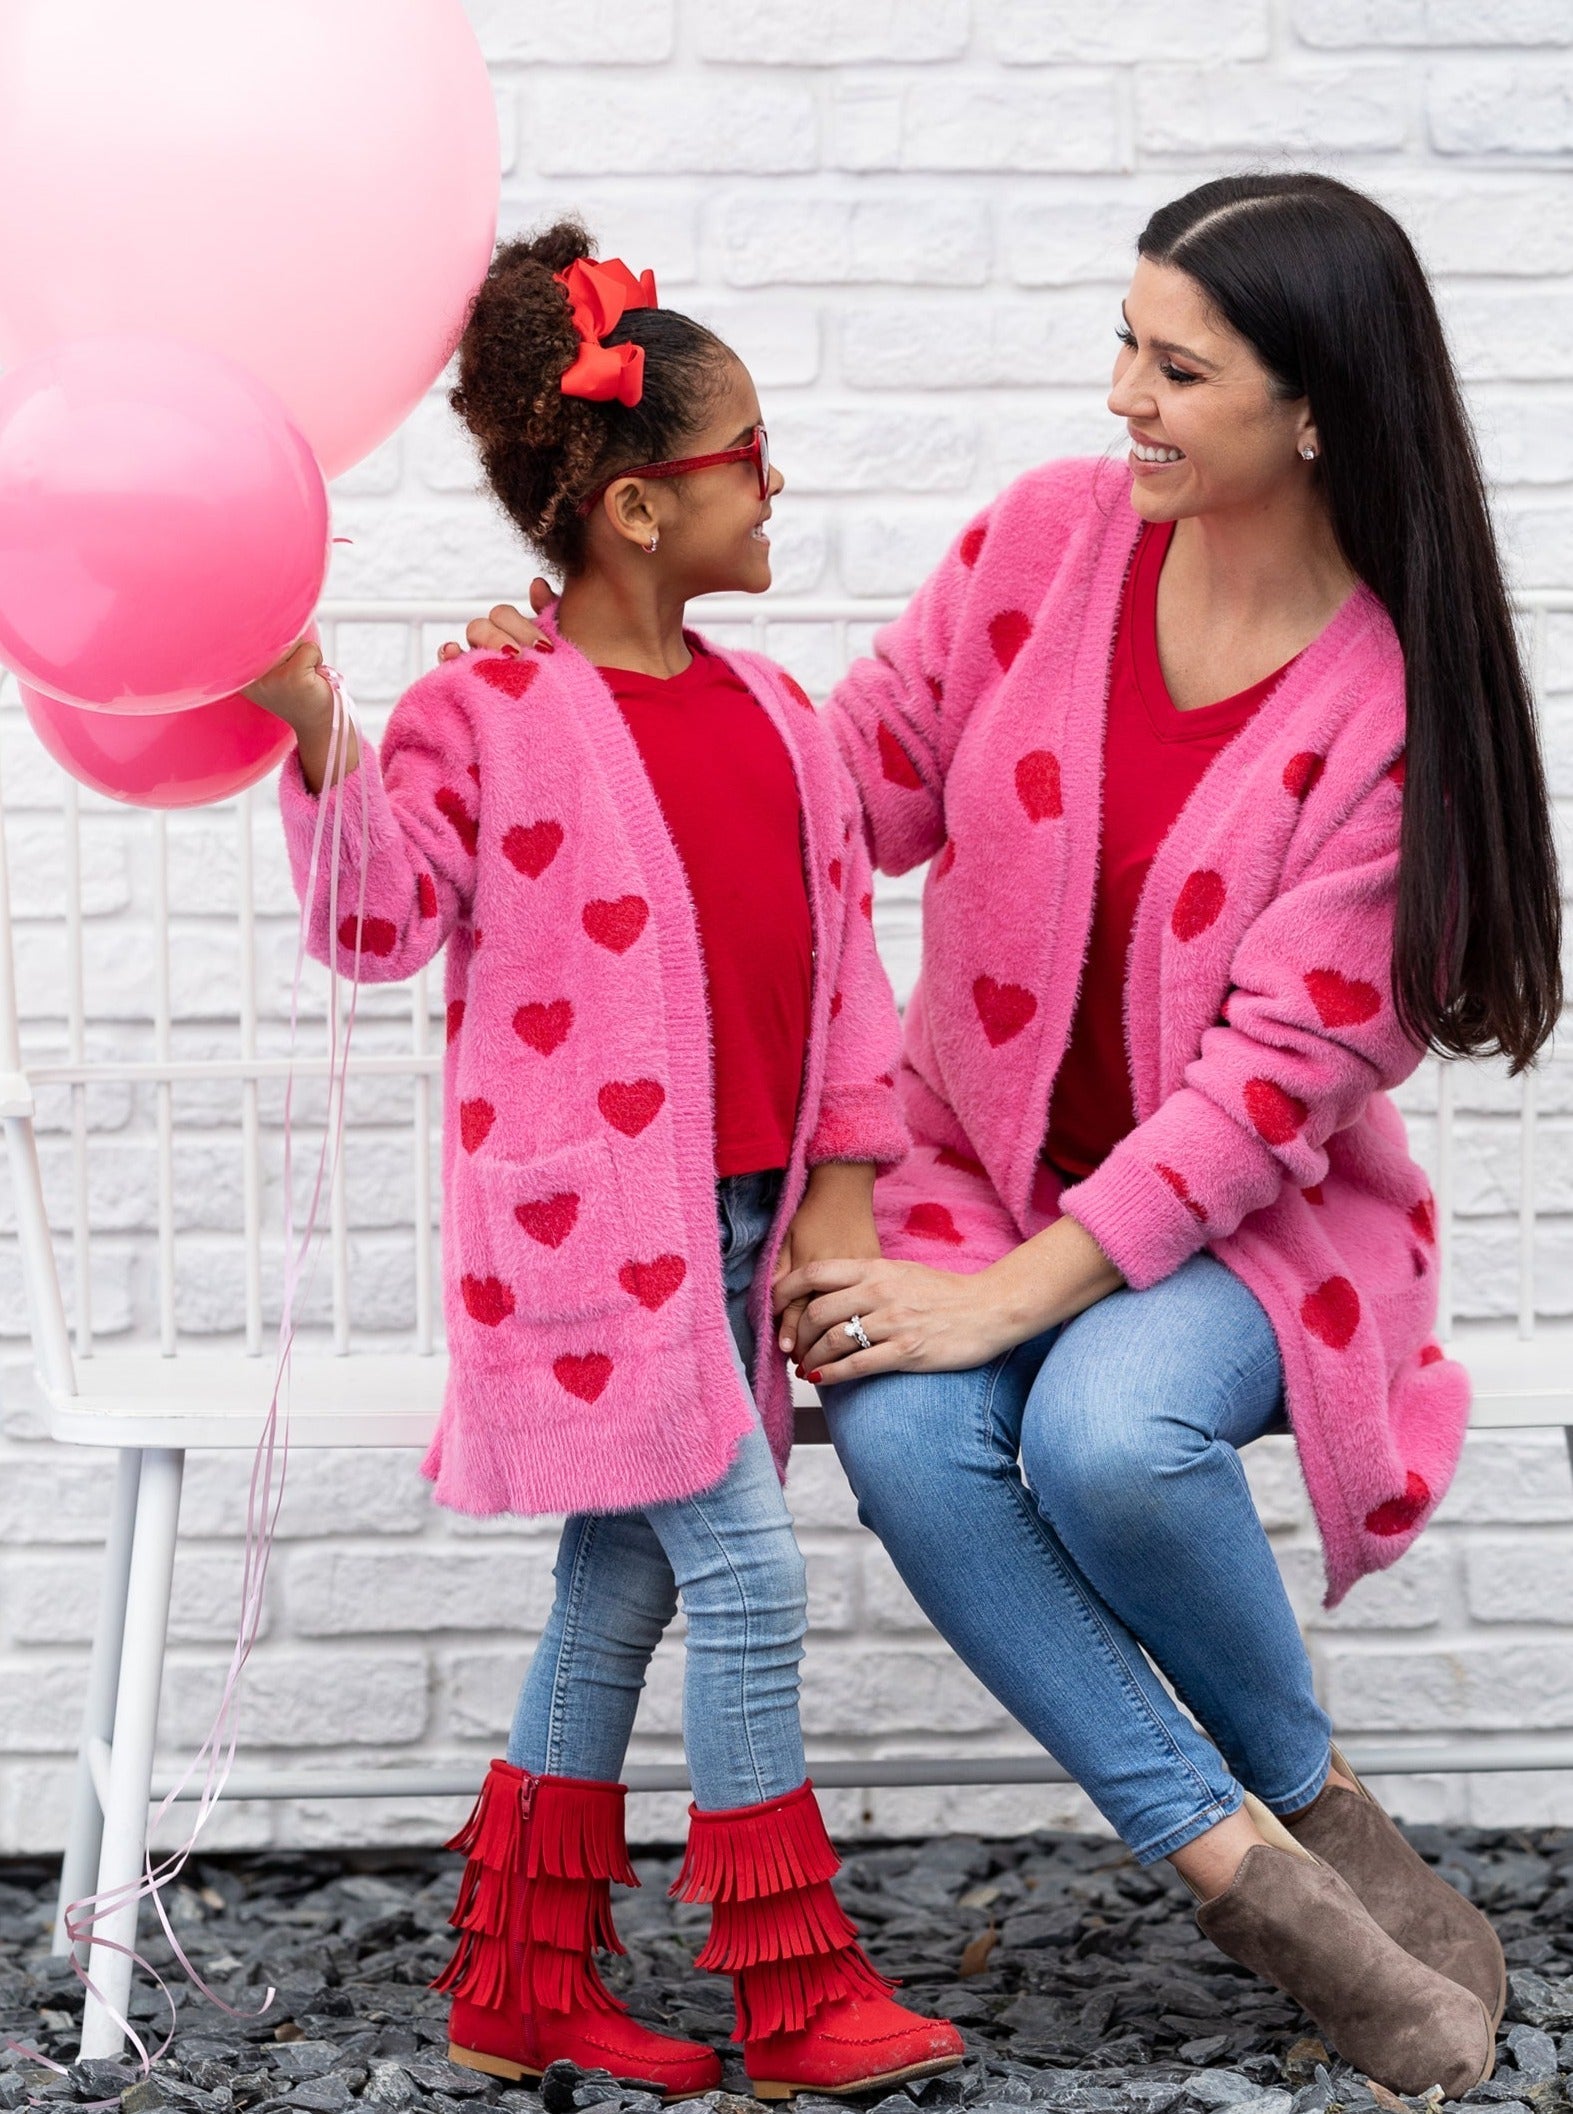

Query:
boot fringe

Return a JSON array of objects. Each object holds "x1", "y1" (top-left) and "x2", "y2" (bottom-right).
[
  {"x1": 526, "y1": 1775, "x2": 640, "y2": 1886},
  {"x1": 696, "y1": 1881, "x2": 859, "y2": 1972},
  {"x1": 528, "y1": 1874, "x2": 624, "y2": 1958},
  {"x1": 673, "y1": 1780, "x2": 839, "y2": 1904},
  {"x1": 733, "y1": 1946, "x2": 895, "y2": 2042},
  {"x1": 524, "y1": 1942, "x2": 621, "y2": 2017}
]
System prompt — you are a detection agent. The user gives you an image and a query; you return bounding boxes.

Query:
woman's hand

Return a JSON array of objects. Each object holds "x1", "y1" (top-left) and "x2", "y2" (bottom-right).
[
  {"x1": 775, "y1": 1215, "x2": 1125, "y2": 1384},
  {"x1": 244, "y1": 638, "x2": 356, "y2": 794},
  {"x1": 437, "y1": 577, "x2": 556, "y2": 663},
  {"x1": 772, "y1": 1163, "x2": 881, "y2": 1359}
]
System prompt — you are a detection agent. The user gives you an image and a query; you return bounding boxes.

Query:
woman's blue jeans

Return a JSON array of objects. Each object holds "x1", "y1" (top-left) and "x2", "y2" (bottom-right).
[
  {"x1": 509, "y1": 1171, "x2": 808, "y2": 1811},
  {"x1": 829, "y1": 1252, "x2": 1333, "y2": 1864}
]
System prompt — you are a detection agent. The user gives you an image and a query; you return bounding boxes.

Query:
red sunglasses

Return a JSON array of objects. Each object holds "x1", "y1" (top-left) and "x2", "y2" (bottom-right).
[{"x1": 578, "y1": 425, "x2": 770, "y2": 517}]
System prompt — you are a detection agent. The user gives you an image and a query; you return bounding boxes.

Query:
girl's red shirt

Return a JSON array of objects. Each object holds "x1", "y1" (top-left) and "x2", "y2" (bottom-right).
[
  {"x1": 1044, "y1": 519, "x2": 1298, "y2": 1178},
  {"x1": 601, "y1": 644, "x2": 813, "y2": 1179}
]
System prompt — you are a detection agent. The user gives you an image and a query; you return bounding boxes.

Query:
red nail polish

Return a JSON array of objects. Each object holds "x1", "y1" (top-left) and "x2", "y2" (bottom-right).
[
  {"x1": 807, "y1": 1370, "x2": 824, "y2": 1384},
  {"x1": 533, "y1": 639, "x2": 555, "y2": 654},
  {"x1": 500, "y1": 643, "x2": 520, "y2": 657}
]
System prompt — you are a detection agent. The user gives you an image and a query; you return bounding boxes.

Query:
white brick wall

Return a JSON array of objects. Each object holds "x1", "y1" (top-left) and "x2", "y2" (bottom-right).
[{"x1": 2, "y1": 0, "x2": 1572, "y2": 1856}]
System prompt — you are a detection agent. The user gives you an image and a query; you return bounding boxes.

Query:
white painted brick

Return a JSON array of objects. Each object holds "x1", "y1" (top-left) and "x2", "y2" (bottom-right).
[
  {"x1": 801, "y1": 1646, "x2": 1011, "y2": 1735},
  {"x1": 989, "y1": 0, "x2": 1268, "y2": 63},
  {"x1": 180, "y1": 1451, "x2": 432, "y2": 1541},
  {"x1": 841, "y1": 508, "x2": 969, "y2": 597},
  {"x1": 410, "y1": 398, "x2": 484, "y2": 496},
  {"x1": 1471, "y1": 388, "x2": 1573, "y2": 488},
  {"x1": 0, "y1": 1659, "x2": 86, "y2": 1751},
  {"x1": 445, "y1": 1647, "x2": 532, "y2": 1740},
  {"x1": 1243, "y1": 1435, "x2": 1314, "y2": 1532},
  {"x1": 1365, "y1": 175, "x2": 1573, "y2": 276},
  {"x1": 696, "y1": 0, "x2": 968, "y2": 63},
  {"x1": 801, "y1": 1544, "x2": 859, "y2": 1632},
  {"x1": 1001, "y1": 184, "x2": 1178, "y2": 285},
  {"x1": 161, "y1": 1649, "x2": 429, "y2": 1748},
  {"x1": 464, "y1": 0, "x2": 674, "y2": 64},
  {"x1": 988, "y1": 405, "x2": 1132, "y2": 488},
  {"x1": 714, "y1": 191, "x2": 991, "y2": 289},
  {"x1": 1465, "y1": 1534, "x2": 1573, "y2": 1623},
  {"x1": 1430, "y1": 61, "x2": 1573, "y2": 155},
  {"x1": 328, "y1": 504, "x2": 527, "y2": 601},
  {"x1": 287, "y1": 1546, "x2": 557, "y2": 1635},
  {"x1": 1291, "y1": 1535, "x2": 1455, "y2": 1631},
  {"x1": 833, "y1": 77, "x2": 1124, "y2": 174},
  {"x1": 784, "y1": 1448, "x2": 862, "y2": 1531},
  {"x1": 1325, "y1": 1641, "x2": 1573, "y2": 1730},
  {"x1": 2, "y1": 1548, "x2": 271, "y2": 1647},
  {"x1": 842, "y1": 292, "x2": 1114, "y2": 390},
  {"x1": 498, "y1": 190, "x2": 702, "y2": 286},
  {"x1": 861, "y1": 1543, "x2": 933, "y2": 1632},
  {"x1": 688, "y1": 301, "x2": 821, "y2": 388},
  {"x1": 769, "y1": 408, "x2": 977, "y2": 492},
  {"x1": 1466, "y1": 1770, "x2": 1573, "y2": 1829},
  {"x1": 1296, "y1": 0, "x2": 1573, "y2": 42},
  {"x1": 534, "y1": 80, "x2": 818, "y2": 177},
  {"x1": 1442, "y1": 285, "x2": 1573, "y2": 385},
  {"x1": 1136, "y1": 65, "x2": 1410, "y2": 154}
]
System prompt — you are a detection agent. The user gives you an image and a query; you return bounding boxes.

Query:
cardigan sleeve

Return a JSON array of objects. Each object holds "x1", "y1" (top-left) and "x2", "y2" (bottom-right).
[
  {"x1": 278, "y1": 661, "x2": 480, "y2": 982},
  {"x1": 822, "y1": 505, "x2": 991, "y2": 878},
  {"x1": 804, "y1": 805, "x2": 909, "y2": 1172},
  {"x1": 1063, "y1": 774, "x2": 1418, "y2": 1289}
]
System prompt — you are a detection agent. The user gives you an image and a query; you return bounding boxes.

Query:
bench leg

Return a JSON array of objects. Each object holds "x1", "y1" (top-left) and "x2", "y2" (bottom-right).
[
  {"x1": 78, "y1": 1447, "x2": 184, "y2": 2061},
  {"x1": 54, "y1": 1449, "x2": 142, "y2": 1959}
]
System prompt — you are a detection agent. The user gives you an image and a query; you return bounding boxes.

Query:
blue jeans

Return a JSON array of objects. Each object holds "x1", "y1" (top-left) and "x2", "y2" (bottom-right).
[
  {"x1": 509, "y1": 1171, "x2": 807, "y2": 1810},
  {"x1": 829, "y1": 1253, "x2": 1333, "y2": 1864}
]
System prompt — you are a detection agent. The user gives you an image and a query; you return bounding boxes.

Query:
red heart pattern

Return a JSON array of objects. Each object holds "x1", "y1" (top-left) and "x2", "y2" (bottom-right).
[
  {"x1": 416, "y1": 873, "x2": 438, "y2": 919},
  {"x1": 599, "y1": 1078, "x2": 665, "y2": 1137},
  {"x1": 1171, "y1": 869, "x2": 1226, "y2": 941},
  {"x1": 462, "y1": 1274, "x2": 515, "y2": 1327},
  {"x1": 1155, "y1": 1163, "x2": 1206, "y2": 1224},
  {"x1": 1302, "y1": 1274, "x2": 1361, "y2": 1350},
  {"x1": 476, "y1": 655, "x2": 540, "y2": 699},
  {"x1": 1244, "y1": 1077, "x2": 1309, "y2": 1145},
  {"x1": 619, "y1": 1254, "x2": 687, "y2": 1310},
  {"x1": 973, "y1": 975, "x2": 1037, "y2": 1046},
  {"x1": 989, "y1": 609, "x2": 1031, "y2": 671},
  {"x1": 1364, "y1": 1470, "x2": 1430, "y2": 1539},
  {"x1": 782, "y1": 673, "x2": 815, "y2": 713},
  {"x1": 877, "y1": 722, "x2": 922, "y2": 790},
  {"x1": 515, "y1": 1192, "x2": 579, "y2": 1248},
  {"x1": 514, "y1": 1000, "x2": 573, "y2": 1055},
  {"x1": 459, "y1": 1099, "x2": 495, "y2": 1154},
  {"x1": 1014, "y1": 750, "x2": 1063, "y2": 823},
  {"x1": 1305, "y1": 968, "x2": 1381, "y2": 1028},
  {"x1": 926, "y1": 673, "x2": 945, "y2": 706},
  {"x1": 936, "y1": 1144, "x2": 985, "y2": 1177},
  {"x1": 959, "y1": 522, "x2": 988, "y2": 569},
  {"x1": 1283, "y1": 751, "x2": 1325, "y2": 800},
  {"x1": 446, "y1": 1000, "x2": 465, "y2": 1045},
  {"x1": 503, "y1": 820, "x2": 564, "y2": 878},
  {"x1": 905, "y1": 1202, "x2": 964, "y2": 1245},
  {"x1": 1303, "y1": 1182, "x2": 1325, "y2": 1206},
  {"x1": 1409, "y1": 1197, "x2": 1436, "y2": 1245},
  {"x1": 860, "y1": 891, "x2": 874, "y2": 920},
  {"x1": 1387, "y1": 753, "x2": 1406, "y2": 787},
  {"x1": 827, "y1": 859, "x2": 843, "y2": 891},
  {"x1": 435, "y1": 787, "x2": 478, "y2": 856},
  {"x1": 1419, "y1": 1342, "x2": 1443, "y2": 1366},
  {"x1": 337, "y1": 914, "x2": 397, "y2": 958},
  {"x1": 583, "y1": 895, "x2": 649, "y2": 954},
  {"x1": 934, "y1": 842, "x2": 957, "y2": 879},
  {"x1": 554, "y1": 1351, "x2": 613, "y2": 1402},
  {"x1": 830, "y1": 992, "x2": 844, "y2": 1018}
]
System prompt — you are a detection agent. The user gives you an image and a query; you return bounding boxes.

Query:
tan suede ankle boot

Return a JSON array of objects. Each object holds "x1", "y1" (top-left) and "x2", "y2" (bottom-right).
[
  {"x1": 1197, "y1": 1842, "x2": 1494, "y2": 2098},
  {"x1": 1285, "y1": 1749, "x2": 1506, "y2": 2030}
]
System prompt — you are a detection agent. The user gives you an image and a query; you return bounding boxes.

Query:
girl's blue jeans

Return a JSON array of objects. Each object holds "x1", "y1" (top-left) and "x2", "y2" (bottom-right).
[
  {"x1": 828, "y1": 1252, "x2": 1333, "y2": 1864},
  {"x1": 509, "y1": 1171, "x2": 808, "y2": 1811}
]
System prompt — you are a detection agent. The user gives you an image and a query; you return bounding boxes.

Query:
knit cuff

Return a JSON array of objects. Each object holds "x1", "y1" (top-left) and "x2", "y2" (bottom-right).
[
  {"x1": 804, "y1": 1082, "x2": 908, "y2": 1173},
  {"x1": 1059, "y1": 1143, "x2": 1209, "y2": 1293}
]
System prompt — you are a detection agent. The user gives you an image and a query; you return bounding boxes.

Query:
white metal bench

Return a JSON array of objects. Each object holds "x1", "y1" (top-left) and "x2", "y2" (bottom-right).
[{"x1": 0, "y1": 596, "x2": 1567, "y2": 2061}]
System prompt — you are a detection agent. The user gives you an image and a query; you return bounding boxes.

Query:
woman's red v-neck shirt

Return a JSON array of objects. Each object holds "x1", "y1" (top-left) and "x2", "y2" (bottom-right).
[{"x1": 1043, "y1": 519, "x2": 1299, "y2": 1181}]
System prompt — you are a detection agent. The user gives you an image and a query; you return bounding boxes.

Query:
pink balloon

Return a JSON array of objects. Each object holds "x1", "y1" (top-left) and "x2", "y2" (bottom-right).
[
  {"x1": 21, "y1": 682, "x2": 297, "y2": 810},
  {"x1": 0, "y1": 0, "x2": 498, "y2": 481},
  {"x1": 0, "y1": 336, "x2": 329, "y2": 713}
]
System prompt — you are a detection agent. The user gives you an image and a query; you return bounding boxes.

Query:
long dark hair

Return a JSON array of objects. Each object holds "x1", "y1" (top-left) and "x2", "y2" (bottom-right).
[{"x1": 1139, "y1": 173, "x2": 1562, "y2": 1072}]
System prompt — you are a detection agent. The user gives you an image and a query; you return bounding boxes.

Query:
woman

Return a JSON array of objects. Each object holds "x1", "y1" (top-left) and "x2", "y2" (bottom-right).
[{"x1": 453, "y1": 173, "x2": 1562, "y2": 2094}]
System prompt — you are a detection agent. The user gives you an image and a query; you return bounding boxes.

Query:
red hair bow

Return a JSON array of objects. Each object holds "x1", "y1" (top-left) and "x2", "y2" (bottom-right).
[{"x1": 554, "y1": 256, "x2": 659, "y2": 407}]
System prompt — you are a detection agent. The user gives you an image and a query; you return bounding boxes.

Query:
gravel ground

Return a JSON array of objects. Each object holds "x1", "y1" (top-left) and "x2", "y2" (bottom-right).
[{"x1": 5, "y1": 1827, "x2": 1573, "y2": 2114}]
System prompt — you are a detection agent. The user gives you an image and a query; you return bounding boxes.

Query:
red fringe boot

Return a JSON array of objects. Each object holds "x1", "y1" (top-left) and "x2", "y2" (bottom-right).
[
  {"x1": 674, "y1": 1779, "x2": 965, "y2": 2099},
  {"x1": 436, "y1": 1761, "x2": 722, "y2": 2096}
]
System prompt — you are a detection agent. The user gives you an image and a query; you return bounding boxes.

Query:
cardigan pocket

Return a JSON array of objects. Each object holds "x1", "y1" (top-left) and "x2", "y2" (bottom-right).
[{"x1": 451, "y1": 1136, "x2": 648, "y2": 1333}]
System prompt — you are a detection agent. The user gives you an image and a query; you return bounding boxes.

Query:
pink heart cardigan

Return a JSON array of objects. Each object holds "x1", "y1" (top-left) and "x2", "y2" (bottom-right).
[
  {"x1": 828, "y1": 457, "x2": 1467, "y2": 1607},
  {"x1": 279, "y1": 631, "x2": 906, "y2": 1520}
]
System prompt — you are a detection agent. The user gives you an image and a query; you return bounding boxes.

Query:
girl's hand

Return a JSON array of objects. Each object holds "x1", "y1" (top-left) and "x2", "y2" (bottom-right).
[
  {"x1": 772, "y1": 1162, "x2": 880, "y2": 1359},
  {"x1": 777, "y1": 1256, "x2": 1022, "y2": 1384},
  {"x1": 437, "y1": 577, "x2": 556, "y2": 663},
  {"x1": 244, "y1": 636, "x2": 333, "y2": 733}
]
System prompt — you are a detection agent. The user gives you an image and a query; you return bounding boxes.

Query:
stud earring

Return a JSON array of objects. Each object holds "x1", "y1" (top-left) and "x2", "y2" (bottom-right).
[
  {"x1": 1300, "y1": 445, "x2": 1317, "y2": 461},
  {"x1": 643, "y1": 532, "x2": 659, "y2": 553}
]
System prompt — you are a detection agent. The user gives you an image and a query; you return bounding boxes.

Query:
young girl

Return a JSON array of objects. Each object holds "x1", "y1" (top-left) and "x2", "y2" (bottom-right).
[{"x1": 247, "y1": 223, "x2": 964, "y2": 2102}]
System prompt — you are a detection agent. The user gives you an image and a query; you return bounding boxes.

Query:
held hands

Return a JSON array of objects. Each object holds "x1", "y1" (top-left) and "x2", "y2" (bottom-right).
[
  {"x1": 771, "y1": 1162, "x2": 882, "y2": 1367},
  {"x1": 438, "y1": 577, "x2": 555, "y2": 663}
]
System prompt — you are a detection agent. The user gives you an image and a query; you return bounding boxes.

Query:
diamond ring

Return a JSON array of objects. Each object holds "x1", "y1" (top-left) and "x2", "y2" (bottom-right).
[{"x1": 845, "y1": 1314, "x2": 872, "y2": 1353}]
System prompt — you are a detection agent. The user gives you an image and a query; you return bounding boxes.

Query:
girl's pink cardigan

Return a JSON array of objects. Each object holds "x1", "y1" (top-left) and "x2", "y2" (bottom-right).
[
  {"x1": 281, "y1": 625, "x2": 906, "y2": 1519},
  {"x1": 829, "y1": 458, "x2": 1466, "y2": 1607}
]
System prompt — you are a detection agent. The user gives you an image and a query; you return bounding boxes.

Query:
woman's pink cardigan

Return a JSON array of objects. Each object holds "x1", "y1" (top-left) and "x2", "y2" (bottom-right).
[
  {"x1": 829, "y1": 458, "x2": 1466, "y2": 1606},
  {"x1": 280, "y1": 626, "x2": 906, "y2": 1520}
]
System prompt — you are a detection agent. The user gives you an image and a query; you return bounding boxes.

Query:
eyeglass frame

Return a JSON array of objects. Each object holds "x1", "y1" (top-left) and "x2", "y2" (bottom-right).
[{"x1": 577, "y1": 425, "x2": 770, "y2": 518}]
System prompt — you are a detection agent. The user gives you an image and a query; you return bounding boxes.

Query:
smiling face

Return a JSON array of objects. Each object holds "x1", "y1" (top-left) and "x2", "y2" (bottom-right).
[
  {"x1": 1108, "y1": 256, "x2": 1319, "y2": 524},
  {"x1": 593, "y1": 357, "x2": 784, "y2": 597}
]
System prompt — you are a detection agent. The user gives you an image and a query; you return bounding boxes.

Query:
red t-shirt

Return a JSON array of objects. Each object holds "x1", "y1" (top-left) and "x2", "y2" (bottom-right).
[
  {"x1": 1043, "y1": 520, "x2": 1297, "y2": 1180},
  {"x1": 601, "y1": 645, "x2": 813, "y2": 1179}
]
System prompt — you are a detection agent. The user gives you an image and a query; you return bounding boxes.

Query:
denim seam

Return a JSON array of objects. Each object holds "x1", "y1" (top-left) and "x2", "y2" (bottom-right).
[
  {"x1": 543, "y1": 1516, "x2": 602, "y2": 1777},
  {"x1": 1132, "y1": 1785, "x2": 1247, "y2": 1867},
  {"x1": 979, "y1": 1355, "x2": 1232, "y2": 1833},
  {"x1": 1259, "y1": 1749, "x2": 1335, "y2": 1820},
  {"x1": 680, "y1": 1485, "x2": 793, "y2": 1806}
]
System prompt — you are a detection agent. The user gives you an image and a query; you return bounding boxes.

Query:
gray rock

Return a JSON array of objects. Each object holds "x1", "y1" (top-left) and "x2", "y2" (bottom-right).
[
  {"x1": 1504, "y1": 2026, "x2": 1558, "y2": 2083},
  {"x1": 268, "y1": 2045, "x2": 341, "y2": 2083},
  {"x1": 1506, "y1": 1974, "x2": 1573, "y2": 2032},
  {"x1": 289, "y1": 2079, "x2": 355, "y2": 2114},
  {"x1": 363, "y1": 2062, "x2": 418, "y2": 2110},
  {"x1": 405, "y1": 2062, "x2": 490, "y2": 2100}
]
